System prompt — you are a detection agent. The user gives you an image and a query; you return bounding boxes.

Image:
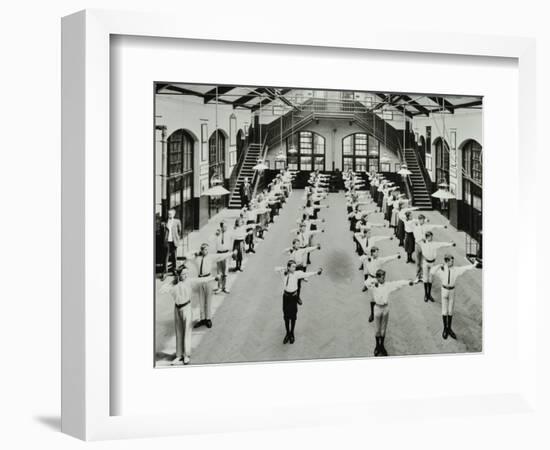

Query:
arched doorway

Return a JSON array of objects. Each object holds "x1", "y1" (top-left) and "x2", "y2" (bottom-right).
[
  {"x1": 209, "y1": 129, "x2": 226, "y2": 217},
  {"x1": 166, "y1": 129, "x2": 194, "y2": 235}
]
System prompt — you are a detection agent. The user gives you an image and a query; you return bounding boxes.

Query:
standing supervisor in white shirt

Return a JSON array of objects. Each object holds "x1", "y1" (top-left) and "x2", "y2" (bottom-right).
[
  {"x1": 430, "y1": 255, "x2": 478, "y2": 340},
  {"x1": 186, "y1": 243, "x2": 236, "y2": 329},
  {"x1": 275, "y1": 261, "x2": 323, "y2": 344},
  {"x1": 159, "y1": 265, "x2": 217, "y2": 365},
  {"x1": 365, "y1": 269, "x2": 416, "y2": 356},
  {"x1": 161, "y1": 208, "x2": 182, "y2": 280}
]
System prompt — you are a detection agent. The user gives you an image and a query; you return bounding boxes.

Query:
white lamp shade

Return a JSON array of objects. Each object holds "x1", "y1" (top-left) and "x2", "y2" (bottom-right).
[
  {"x1": 253, "y1": 162, "x2": 268, "y2": 171},
  {"x1": 397, "y1": 168, "x2": 412, "y2": 176},
  {"x1": 431, "y1": 189, "x2": 455, "y2": 200},
  {"x1": 203, "y1": 185, "x2": 230, "y2": 197}
]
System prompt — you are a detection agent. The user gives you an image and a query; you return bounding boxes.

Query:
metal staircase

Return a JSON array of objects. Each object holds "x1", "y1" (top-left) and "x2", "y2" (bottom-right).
[
  {"x1": 403, "y1": 147, "x2": 433, "y2": 209},
  {"x1": 228, "y1": 143, "x2": 263, "y2": 209}
]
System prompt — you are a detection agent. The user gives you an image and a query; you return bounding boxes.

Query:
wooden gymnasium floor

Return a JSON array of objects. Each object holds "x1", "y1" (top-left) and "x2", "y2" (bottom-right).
[{"x1": 155, "y1": 189, "x2": 482, "y2": 366}]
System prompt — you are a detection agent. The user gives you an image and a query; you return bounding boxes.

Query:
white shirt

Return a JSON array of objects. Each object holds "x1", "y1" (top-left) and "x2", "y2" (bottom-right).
[
  {"x1": 167, "y1": 218, "x2": 174, "y2": 242},
  {"x1": 413, "y1": 223, "x2": 444, "y2": 242},
  {"x1": 275, "y1": 268, "x2": 318, "y2": 292},
  {"x1": 360, "y1": 254, "x2": 399, "y2": 276},
  {"x1": 186, "y1": 252, "x2": 233, "y2": 276},
  {"x1": 364, "y1": 280, "x2": 411, "y2": 306},
  {"x1": 419, "y1": 241, "x2": 453, "y2": 261},
  {"x1": 214, "y1": 229, "x2": 232, "y2": 252},
  {"x1": 233, "y1": 225, "x2": 251, "y2": 241},
  {"x1": 430, "y1": 264, "x2": 476, "y2": 287},
  {"x1": 287, "y1": 246, "x2": 316, "y2": 266},
  {"x1": 245, "y1": 209, "x2": 258, "y2": 222},
  {"x1": 160, "y1": 276, "x2": 215, "y2": 306}
]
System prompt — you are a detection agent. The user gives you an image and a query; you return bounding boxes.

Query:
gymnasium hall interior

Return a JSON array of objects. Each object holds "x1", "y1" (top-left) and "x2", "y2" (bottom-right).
[{"x1": 154, "y1": 84, "x2": 483, "y2": 366}]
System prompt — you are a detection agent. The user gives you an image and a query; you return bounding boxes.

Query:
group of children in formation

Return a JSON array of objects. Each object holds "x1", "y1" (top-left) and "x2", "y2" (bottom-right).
[
  {"x1": 161, "y1": 166, "x2": 480, "y2": 365},
  {"x1": 348, "y1": 170, "x2": 479, "y2": 356},
  {"x1": 161, "y1": 169, "x2": 295, "y2": 365}
]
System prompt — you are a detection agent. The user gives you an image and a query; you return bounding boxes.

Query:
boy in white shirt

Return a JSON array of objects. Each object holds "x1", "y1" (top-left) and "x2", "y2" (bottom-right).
[
  {"x1": 275, "y1": 261, "x2": 323, "y2": 344},
  {"x1": 365, "y1": 269, "x2": 417, "y2": 356},
  {"x1": 430, "y1": 255, "x2": 478, "y2": 340},
  {"x1": 159, "y1": 265, "x2": 218, "y2": 365},
  {"x1": 412, "y1": 214, "x2": 447, "y2": 281},
  {"x1": 418, "y1": 231, "x2": 455, "y2": 302},
  {"x1": 359, "y1": 246, "x2": 401, "y2": 322},
  {"x1": 283, "y1": 240, "x2": 322, "y2": 303}
]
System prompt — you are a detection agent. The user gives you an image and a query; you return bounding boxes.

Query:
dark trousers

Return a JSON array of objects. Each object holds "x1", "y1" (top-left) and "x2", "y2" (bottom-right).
[
  {"x1": 164, "y1": 241, "x2": 177, "y2": 274},
  {"x1": 233, "y1": 239, "x2": 244, "y2": 268}
]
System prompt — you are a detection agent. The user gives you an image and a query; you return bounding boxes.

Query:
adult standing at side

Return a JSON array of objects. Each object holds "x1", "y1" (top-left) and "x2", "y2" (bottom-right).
[
  {"x1": 240, "y1": 177, "x2": 252, "y2": 208},
  {"x1": 161, "y1": 208, "x2": 182, "y2": 281},
  {"x1": 186, "y1": 243, "x2": 236, "y2": 329},
  {"x1": 160, "y1": 265, "x2": 217, "y2": 365}
]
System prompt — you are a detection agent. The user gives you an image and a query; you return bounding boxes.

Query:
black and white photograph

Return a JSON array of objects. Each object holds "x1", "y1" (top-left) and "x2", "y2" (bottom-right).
[{"x1": 154, "y1": 84, "x2": 483, "y2": 366}]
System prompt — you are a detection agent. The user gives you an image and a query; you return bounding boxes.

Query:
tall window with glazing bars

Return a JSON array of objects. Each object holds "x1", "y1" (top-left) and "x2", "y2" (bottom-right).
[
  {"x1": 286, "y1": 131, "x2": 325, "y2": 171},
  {"x1": 166, "y1": 129, "x2": 194, "y2": 234}
]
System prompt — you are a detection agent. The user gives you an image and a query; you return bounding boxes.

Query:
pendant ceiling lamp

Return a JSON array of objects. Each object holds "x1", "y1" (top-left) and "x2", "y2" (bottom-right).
[
  {"x1": 431, "y1": 181, "x2": 455, "y2": 200},
  {"x1": 253, "y1": 158, "x2": 268, "y2": 172},
  {"x1": 203, "y1": 184, "x2": 230, "y2": 197},
  {"x1": 397, "y1": 165, "x2": 412, "y2": 176},
  {"x1": 288, "y1": 105, "x2": 298, "y2": 155}
]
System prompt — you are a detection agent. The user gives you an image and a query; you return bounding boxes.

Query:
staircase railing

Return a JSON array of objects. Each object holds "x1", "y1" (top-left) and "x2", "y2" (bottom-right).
[
  {"x1": 228, "y1": 141, "x2": 251, "y2": 203},
  {"x1": 252, "y1": 133, "x2": 269, "y2": 197},
  {"x1": 407, "y1": 132, "x2": 433, "y2": 194}
]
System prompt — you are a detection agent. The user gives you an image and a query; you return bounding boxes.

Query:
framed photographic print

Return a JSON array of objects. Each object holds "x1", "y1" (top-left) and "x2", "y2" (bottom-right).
[{"x1": 62, "y1": 8, "x2": 538, "y2": 441}]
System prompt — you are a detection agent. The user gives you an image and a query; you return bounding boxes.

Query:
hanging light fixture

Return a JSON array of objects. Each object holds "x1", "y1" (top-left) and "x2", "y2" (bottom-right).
[
  {"x1": 431, "y1": 181, "x2": 455, "y2": 200},
  {"x1": 253, "y1": 157, "x2": 268, "y2": 172},
  {"x1": 397, "y1": 164, "x2": 412, "y2": 176},
  {"x1": 275, "y1": 150, "x2": 287, "y2": 161},
  {"x1": 288, "y1": 107, "x2": 298, "y2": 155}
]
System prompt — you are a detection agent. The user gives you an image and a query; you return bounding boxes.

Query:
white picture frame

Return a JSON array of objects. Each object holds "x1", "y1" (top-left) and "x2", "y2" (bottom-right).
[{"x1": 61, "y1": 9, "x2": 538, "y2": 441}]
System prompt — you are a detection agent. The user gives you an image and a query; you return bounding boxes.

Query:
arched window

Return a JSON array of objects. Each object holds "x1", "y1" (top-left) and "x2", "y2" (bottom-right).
[
  {"x1": 209, "y1": 130, "x2": 226, "y2": 183},
  {"x1": 166, "y1": 129, "x2": 194, "y2": 234},
  {"x1": 461, "y1": 140, "x2": 483, "y2": 238},
  {"x1": 462, "y1": 139, "x2": 482, "y2": 185},
  {"x1": 286, "y1": 131, "x2": 325, "y2": 171},
  {"x1": 229, "y1": 114, "x2": 237, "y2": 147},
  {"x1": 342, "y1": 133, "x2": 380, "y2": 172},
  {"x1": 434, "y1": 138, "x2": 450, "y2": 184}
]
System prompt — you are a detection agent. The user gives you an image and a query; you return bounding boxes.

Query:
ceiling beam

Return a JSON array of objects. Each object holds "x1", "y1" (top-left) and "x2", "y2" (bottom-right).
[
  {"x1": 163, "y1": 85, "x2": 206, "y2": 97},
  {"x1": 232, "y1": 88, "x2": 273, "y2": 108},
  {"x1": 428, "y1": 96, "x2": 455, "y2": 113},
  {"x1": 204, "y1": 86, "x2": 236, "y2": 103},
  {"x1": 251, "y1": 88, "x2": 292, "y2": 111},
  {"x1": 402, "y1": 95, "x2": 430, "y2": 116},
  {"x1": 373, "y1": 93, "x2": 413, "y2": 118},
  {"x1": 453, "y1": 100, "x2": 483, "y2": 109},
  {"x1": 161, "y1": 85, "x2": 242, "y2": 107}
]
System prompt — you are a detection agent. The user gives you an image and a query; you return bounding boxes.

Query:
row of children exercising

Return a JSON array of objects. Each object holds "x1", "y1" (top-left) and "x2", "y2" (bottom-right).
[{"x1": 346, "y1": 170, "x2": 479, "y2": 356}]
